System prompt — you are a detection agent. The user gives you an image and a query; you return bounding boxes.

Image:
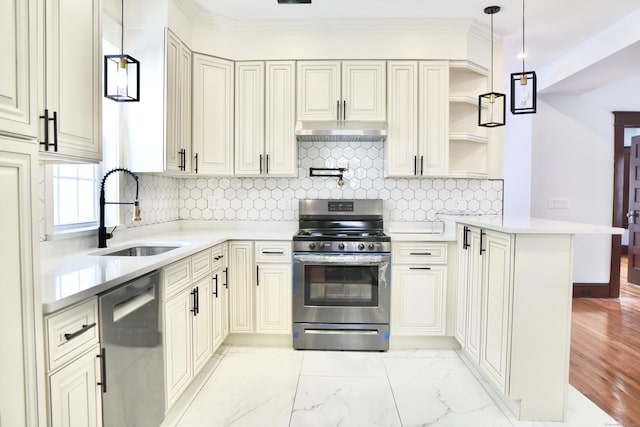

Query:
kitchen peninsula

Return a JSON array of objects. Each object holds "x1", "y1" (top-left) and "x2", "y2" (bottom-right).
[{"x1": 449, "y1": 215, "x2": 622, "y2": 421}]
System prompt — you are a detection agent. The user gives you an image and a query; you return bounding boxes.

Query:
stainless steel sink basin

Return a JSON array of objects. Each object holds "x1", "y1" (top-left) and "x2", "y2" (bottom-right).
[{"x1": 99, "y1": 245, "x2": 180, "y2": 257}]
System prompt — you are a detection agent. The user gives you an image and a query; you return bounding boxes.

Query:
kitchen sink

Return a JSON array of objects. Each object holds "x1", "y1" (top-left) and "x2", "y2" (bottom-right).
[{"x1": 97, "y1": 245, "x2": 181, "y2": 257}]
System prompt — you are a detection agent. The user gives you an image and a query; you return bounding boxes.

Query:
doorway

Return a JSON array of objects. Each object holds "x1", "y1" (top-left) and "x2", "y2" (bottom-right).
[{"x1": 578, "y1": 112, "x2": 640, "y2": 298}]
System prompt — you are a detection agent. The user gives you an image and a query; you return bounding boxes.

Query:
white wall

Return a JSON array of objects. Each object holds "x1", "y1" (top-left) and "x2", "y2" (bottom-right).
[{"x1": 529, "y1": 74, "x2": 640, "y2": 282}]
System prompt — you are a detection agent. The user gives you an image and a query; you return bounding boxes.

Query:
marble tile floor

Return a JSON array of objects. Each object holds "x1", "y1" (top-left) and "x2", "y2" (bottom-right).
[{"x1": 163, "y1": 345, "x2": 621, "y2": 427}]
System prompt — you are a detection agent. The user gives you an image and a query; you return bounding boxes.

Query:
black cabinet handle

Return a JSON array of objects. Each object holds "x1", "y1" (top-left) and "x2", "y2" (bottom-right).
[
  {"x1": 336, "y1": 100, "x2": 340, "y2": 121},
  {"x1": 413, "y1": 156, "x2": 417, "y2": 176},
  {"x1": 97, "y1": 348, "x2": 107, "y2": 393},
  {"x1": 191, "y1": 287, "x2": 199, "y2": 316},
  {"x1": 420, "y1": 155, "x2": 424, "y2": 175},
  {"x1": 409, "y1": 267, "x2": 432, "y2": 270},
  {"x1": 213, "y1": 274, "x2": 219, "y2": 298},
  {"x1": 343, "y1": 100, "x2": 346, "y2": 120},
  {"x1": 194, "y1": 153, "x2": 199, "y2": 174},
  {"x1": 63, "y1": 322, "x2": 97, "y2": 341},
  {"x1": 266, "y1": 154, "x2": 269, "y2": 174},
  {"x1": 256, "y1": 265, "x2": 259, "y2": 286},
  {"x1": 40, "y1": 109, "x2": 58, "y2": 152},
  {"x1": 214, "y1": 255, "x2": 224, "y2": 261},
  {"x1": 463, "y1": 226, "x2": 470, "y2": 250},
  {"x1": 223, "y1": 268, "x2": 228, "y2": 288},
  {"x1": 179, "y1": 148, "x2": 187, "y2": 171},
  {"x1": 52, "y1": 111, "x2": 58, "y2": 152},
  {"x1": 262, "y1": 251, "x2": 284, "y2": 255},
  {"x1": 259, "y1": 154, "x2": 263, "y2": 174},
  {"x1": 480, "y1": 229, "x2": 486, "y2": 255},
  {"x1": 409, "y1": 252, "x2": 432, "y2": 256}
]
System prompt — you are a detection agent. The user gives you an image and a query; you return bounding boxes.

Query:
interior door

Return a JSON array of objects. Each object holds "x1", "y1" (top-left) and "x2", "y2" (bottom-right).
[{"x1": 627, "y1": 135, "x2": 640, "y2": 284}]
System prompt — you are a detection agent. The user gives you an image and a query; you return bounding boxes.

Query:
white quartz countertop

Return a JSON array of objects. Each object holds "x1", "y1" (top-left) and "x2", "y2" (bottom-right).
[
  {"x1": 40, "y1": 222, "x2": 297, "y2": 314},
  {"x1": 445, "y1": 215, "x2": 624, "y2": 235}
]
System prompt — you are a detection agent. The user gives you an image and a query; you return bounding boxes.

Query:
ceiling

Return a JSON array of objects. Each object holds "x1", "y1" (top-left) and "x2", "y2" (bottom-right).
[{"x1": 192, "y1": 0, "x2": 640, "y2": 88}]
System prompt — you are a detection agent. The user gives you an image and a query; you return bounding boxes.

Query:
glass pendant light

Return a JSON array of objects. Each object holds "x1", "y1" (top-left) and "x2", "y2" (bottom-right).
[
  {"x1": 478, "y1": 5, "x2": 506, "y2": 128},
  {"x1": 104, "y1": 0, "x2": 140, "y2": 102},
  {"x1": 510, "y1": 0, "x2": 537, "y2": 114}
]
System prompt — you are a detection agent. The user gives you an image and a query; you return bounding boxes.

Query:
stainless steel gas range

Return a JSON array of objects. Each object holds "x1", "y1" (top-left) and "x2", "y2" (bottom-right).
[{"x1": 292, "y1": 199, "x2": 391, "y2": 351}]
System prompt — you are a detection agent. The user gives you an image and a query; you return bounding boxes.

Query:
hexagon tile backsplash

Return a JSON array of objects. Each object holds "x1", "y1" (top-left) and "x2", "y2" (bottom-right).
[{"x1": 170, "y1": 140, "x2": 503, "y2": 224}]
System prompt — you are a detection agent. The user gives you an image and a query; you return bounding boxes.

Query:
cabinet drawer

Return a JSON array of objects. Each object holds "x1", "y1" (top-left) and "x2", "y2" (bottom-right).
[
  {"x1": 192, "y1": 249, "x2": 212, "y2": 280},
  {"x1": 211, "y1": 243, "x2": 226, "y2": 271},
  {"x1": 255, "y1": 241, "x2": 292, "y2": 263},
  {"x1": 45, "y1": 298, "x2": 99, "y2": 372},
  {"x1": 163, "y1": 258, "x2": 192, "y2": 299},
  {"x1": 392, "y1": 242, "x2": 447, "y2": 264}
]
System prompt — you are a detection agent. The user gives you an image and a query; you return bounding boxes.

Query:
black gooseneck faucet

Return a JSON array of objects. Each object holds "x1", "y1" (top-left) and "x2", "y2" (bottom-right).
[{"x1": 98, "y1": 168, "x2": 141, "y2": 248}]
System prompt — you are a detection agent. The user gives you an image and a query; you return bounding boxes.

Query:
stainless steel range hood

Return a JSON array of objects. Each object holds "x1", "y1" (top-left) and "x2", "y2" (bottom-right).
[{"x1": 295, "y1": 121, "x2": 387, "y2": 142}]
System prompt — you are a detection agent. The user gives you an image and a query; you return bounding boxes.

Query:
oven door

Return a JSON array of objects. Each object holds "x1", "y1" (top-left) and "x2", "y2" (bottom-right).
[{"x1": 292, "y1": 252, "x2": 391, "y2": 325}]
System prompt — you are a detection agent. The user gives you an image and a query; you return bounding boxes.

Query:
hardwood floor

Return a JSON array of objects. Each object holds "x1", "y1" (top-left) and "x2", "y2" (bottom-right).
[{"x1": 570, "y1": 256, "x2": 640, "y2": 427}]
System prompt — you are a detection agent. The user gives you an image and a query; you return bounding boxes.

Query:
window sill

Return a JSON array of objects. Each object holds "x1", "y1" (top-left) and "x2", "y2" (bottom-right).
[{"x1": 45, "y1": 226, "x2": 98, "y2": 241}]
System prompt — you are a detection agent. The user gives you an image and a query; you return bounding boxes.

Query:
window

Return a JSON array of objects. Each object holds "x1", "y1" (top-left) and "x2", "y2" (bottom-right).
[{"x1": 52, "y1": 164, "x2": 99, "y2": 228}]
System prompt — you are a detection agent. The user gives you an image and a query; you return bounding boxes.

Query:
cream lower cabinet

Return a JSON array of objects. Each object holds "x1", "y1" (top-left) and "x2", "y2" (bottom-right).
[
  {"x1": 229, "y1": 241, "x2": 292, "y2": 334},
  {"x1": 455, "y1": 223, "x2": 574, "y2": 421},
  {"x1": 391, "y1": 242, "x2": 447, "y2": 335},
  {"x1": 45, "y1": 298, "x2": 102, "y2": 427},
  {"x1": 163, "y1": 249, "x2": 215, "y2": 409},
  {"x1": 49, "y1": 344, "x2": 102, "y2": 427}
]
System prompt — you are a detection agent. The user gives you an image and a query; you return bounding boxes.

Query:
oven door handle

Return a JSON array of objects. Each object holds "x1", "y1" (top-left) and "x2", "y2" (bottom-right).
[{"x1": 293, "y1": 254, "x2": 390, "y2": 265}]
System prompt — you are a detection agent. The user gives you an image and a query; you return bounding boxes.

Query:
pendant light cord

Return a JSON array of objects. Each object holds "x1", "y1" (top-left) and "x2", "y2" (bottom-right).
[
  {"x1": 120, "y1": 0, "x2": 125, "y2": 54},
  {"x1": 490, "y1": 11, "x2": 494, "y2": 92},
  {"x1": 521, "y1": 0, "x2": 526, "y2": 73}
]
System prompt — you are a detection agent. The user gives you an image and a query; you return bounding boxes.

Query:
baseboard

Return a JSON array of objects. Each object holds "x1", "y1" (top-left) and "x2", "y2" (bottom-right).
[{"x1": 572, "y1": 283, "x2": 611, "y2": 298}]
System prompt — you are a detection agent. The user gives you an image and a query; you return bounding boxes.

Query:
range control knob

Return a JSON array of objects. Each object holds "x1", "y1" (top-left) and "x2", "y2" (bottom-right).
[
  {"x1": 368, "y1": 243, "x2": 376, "y2": 250},
  {"x1": 309, "y1": 243, "x2": 316, "y2": 250},
  {"x1": 358, "y1": 243, "x2": 365, "y2": 250},
  {"x1": 338, "y1": 243, "x2": 345, "y2": 250}
]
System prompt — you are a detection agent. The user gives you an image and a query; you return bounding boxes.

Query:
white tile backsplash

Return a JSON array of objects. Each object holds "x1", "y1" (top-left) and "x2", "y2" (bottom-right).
[{"x1": 179, "y1": 140, "x2": 503, "y2": 222}]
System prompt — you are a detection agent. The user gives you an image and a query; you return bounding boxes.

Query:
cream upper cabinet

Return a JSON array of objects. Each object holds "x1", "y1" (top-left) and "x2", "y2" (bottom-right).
[
  {"x1": 297, "y1": 61, "x2": 386, "y2": 122},
  {"x1": 165, "y1": 30, "x2": 192, "y2": 174},
  {"x1": 391, "y1": 242, "x2": 447, "y2": 336},
  {"x1": 385, "y1": 61, "x2": 448, "y2": 177},
  {"x1": 0, "y1": 0, "x2": 38, "y2": 139},
  {"x1": 192, "y1": 54, "x2": 234, "y2": 176},
  {"x1": 39, "y1": 0, "x2": 101, "y2": 162},
  {"x1": 235, "y1": 61, "x2": 296, "y2": 177}
]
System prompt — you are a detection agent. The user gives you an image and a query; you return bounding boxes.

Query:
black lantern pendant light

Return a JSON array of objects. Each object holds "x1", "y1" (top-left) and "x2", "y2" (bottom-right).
[
  {"x1": 104, "y1": 0, "x2": 140, "y2": 102},
  {"x1": 510, "y1": 0, "x2": 536, "y2": 114},
  {"x1": 478, "y1": 6, "x2": 505, "y2": 128}
]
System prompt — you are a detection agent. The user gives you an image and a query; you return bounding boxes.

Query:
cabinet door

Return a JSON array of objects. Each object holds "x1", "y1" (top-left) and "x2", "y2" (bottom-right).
[
  {"x1": 235, "y1": 62, "x2": 265, "y2": 176},
  {"x1": 192, "y1": 278, "x2": 213, "y2": 376},
  {"x1": 211, "y1": 267, "x2": 224, "y2": 350},
  {"x1": 229, "y1": 241, "x2": 255, "y2": 333},
  {"x1": 49, "y1": 345, "x2": 102, "y2": 427},
  {"x1": 43, "y1": 0, "x2": 101, "y2": 161},
  {"x1": 296, "y1": 61, "x2": 340, "y2": 121},
  {"x1": 265, "y1": 61, "x2": 296, "y2": 177},
  {"x1": 0, "y1": 0, "x2": 38, "y2": 138},
  {"x1": 165, "y1": 31, "x2": 191, "y2": 173},
  {"x1": 480, "y1": 230, "x2": 513, "y2": 394},
  {"x1": 391, "y1": 265, "x2": 447, "y2": 335},
  {"x1": 385, "y1": 61, "x2": 418, "y2": 177},
  {"x1": 465, "y1": 228, "x2": 483, "y2": 363},
  {"x1": 342, "y1": 61, "x2": 386, "y2": 121},
  {"x1": 0, "y1": 144, "x2": 43, "y2": 427},
  {"x1": 164, "y1": 289, "x2": 193, "y2": 408},
  {"x1": 418, "y1": 61, "x2": 449, "y2": 176},
  {"x1": 192, "y1": 54, "x2": 234, "y2": 176},
  {"x1": 256, "y1": 264, "x2": 292, "y2": 334},
  {"x1": 454, "y1": 225, "x2": 470, "y2": 345}
]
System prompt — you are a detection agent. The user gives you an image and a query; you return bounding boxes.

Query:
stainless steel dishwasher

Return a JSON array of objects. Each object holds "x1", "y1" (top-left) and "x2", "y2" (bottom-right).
[{"x1": 99, "y1": 270, "x2": 164, "y2": 427}]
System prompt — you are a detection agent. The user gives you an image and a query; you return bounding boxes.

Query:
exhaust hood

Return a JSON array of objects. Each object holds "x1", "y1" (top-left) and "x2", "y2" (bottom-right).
[{"x1": 295, "y1": 121, "x2": 387, "y2": 143}]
